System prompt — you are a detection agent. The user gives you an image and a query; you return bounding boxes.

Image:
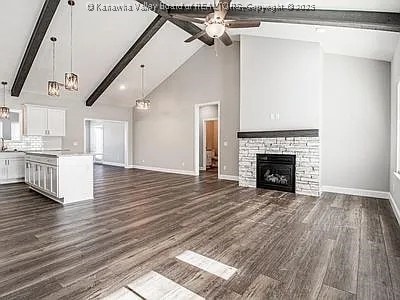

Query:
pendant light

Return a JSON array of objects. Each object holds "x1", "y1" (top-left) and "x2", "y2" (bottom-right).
[
  {"x1": 48, "y1": 37, "x2": 60, "y2": 97},
  {"x1": 65, "y1": 0, "x2": 78, "y2": 91},
  {"x1": 0, "y1": 82, "x2": 10, "y2": 120},
  {"x1": 135, "y1": 65, "x2": 150, "y2": 110}
]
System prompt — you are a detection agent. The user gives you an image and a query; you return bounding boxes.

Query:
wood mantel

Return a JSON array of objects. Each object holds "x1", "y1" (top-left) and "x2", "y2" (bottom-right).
[{"x1": 237, "y1": 129, "x2": 319, "y2": 138}]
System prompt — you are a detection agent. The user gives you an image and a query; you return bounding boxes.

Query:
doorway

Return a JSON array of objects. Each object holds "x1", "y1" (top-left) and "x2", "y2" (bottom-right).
[
  {"x1": 84, "y1": 119, "x2": 128, "y2": 168},
  {"x1": 194, "y1": 102, "x2": 220, "y2": 178},
  {"x1": 203, "y1": 119, "x2": 218, "y2": 172}
]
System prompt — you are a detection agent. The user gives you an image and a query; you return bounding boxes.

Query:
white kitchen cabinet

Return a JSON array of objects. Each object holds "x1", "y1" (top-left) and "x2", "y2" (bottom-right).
[
  {"x1": 0, "y1": 153, "x2": 25, "y2": 184},
  {"x1": 24, "y1": 105, "x2": 66, "y2": 137},
  {"x1": 7, "y1": 158, "x2": 25, "y2": 180},
  {"x1": 47, "y1": 109, "x2": 65, "y2": 136},
  {"x1": 25, "y1": 152, "x2": 92, "y2": 204},
  {"x1": 0, "y1": 159, "x2": 7, "y2": 181},
  {"x1": 24, "y1": 106, "x2": 47, "y2": 136}
]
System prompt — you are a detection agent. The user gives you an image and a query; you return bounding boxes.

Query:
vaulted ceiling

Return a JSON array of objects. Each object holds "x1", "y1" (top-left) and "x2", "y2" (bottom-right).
[{"x1": 1, "y1": 0, "x2": 399, "y2": 108}]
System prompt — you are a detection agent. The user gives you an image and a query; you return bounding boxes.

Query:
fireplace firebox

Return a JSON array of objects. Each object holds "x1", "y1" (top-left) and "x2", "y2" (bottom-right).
[{"x1": 256, "y1": 154, "x2": 296, "y2": 193}]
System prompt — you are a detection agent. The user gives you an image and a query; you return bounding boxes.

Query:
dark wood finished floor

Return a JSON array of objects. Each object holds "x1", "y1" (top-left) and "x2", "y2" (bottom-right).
[{"x1": 0, "y1": 165, "x2": 399, "y2": 299}]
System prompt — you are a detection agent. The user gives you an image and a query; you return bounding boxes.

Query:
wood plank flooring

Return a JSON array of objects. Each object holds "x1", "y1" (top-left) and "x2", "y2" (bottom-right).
[{"x1": 0, "y1": 165, "x2": 399, "y2": 299}]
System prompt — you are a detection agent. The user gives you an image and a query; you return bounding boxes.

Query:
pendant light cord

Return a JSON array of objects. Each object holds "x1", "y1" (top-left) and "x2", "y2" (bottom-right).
[
  {"x1": 70, "y1": 2, "x2": 73, "y2": 72},
  {"x1": 3, "y1": 83, "x2": 6, "y2": 107},
  {"x1": 141, "y1": 65, "x2": 145, "y2": 99},
  {"x1": 52, "y1": 40, "x2": 56, "y2": 81}
]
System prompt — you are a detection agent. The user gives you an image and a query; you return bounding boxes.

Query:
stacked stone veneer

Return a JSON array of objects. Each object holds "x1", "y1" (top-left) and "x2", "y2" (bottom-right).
[{"x1": 239, "y1": 136, "x2": 320, "y2": 196}]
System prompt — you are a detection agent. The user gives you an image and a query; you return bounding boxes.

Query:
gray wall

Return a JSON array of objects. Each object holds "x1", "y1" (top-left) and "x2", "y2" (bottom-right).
[
  {"x1": 199, "y1": 105, "x2": 218, "y2": 168},
  {"x1": 322, "y1": 54, "x2": 391, "y2": 192},
  {"x1": 390, "y1": 40, "x2": 400, "y2": 209},
  {"x1": 133, "y1": 43, "x2": 240, "y2": 176},
  {"x1": 240, "y1": 35, "x2": 322, "y2": 131}
]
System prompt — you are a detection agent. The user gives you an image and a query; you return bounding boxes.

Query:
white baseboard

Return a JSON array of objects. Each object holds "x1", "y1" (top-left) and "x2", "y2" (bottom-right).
[
  {"x1": 321, "y1": 186, "x2": 390, "y2": 200},
  {"x1": 132, "y1": 165, "x2": 197, "y2": 176},
  {"x1": 200, "y1": 167, "x2": 206, "y2": 171},
  {"x1": 389, "y1": 194, "x2": 400, "y2": 225},
  {"x1": 101, "y1": 161, "x2": 125, "y2": 168},
  {"x1": 125, "y1": 165, "x2": 135, "y2": 169},
  {"x1": 219, "y1": 175, "x2": 239, "y2": 181}
]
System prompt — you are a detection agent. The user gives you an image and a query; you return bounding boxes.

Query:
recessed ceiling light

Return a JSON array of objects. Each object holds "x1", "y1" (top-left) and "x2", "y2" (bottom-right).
[
  {"x1": 315, "y1": 27, "x2": 326, "y2": 33},
  {"x1": 119, "y1": 84, "x2": 126, "y2": 90}
]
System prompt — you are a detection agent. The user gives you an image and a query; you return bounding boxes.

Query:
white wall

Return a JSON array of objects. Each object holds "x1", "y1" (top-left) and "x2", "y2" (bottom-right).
[
  {"x1": 322, "y1": 54, "x2": 391, "y2": 192},
  {"x1": 6, "y1": 90, "x2": 134, "y2": 165},
  {"x1": 390, "y1": 39, "x2": 400, "y2": 216},
  {"x1": 133, "y1": 43, "x2": 240, "y2": 177},
  {"x1": 240, "y1": 35, "x2": 322, "y2": 131},
  {"x1": 199, "y1": 105, "x2": 218, "y2": 168}
]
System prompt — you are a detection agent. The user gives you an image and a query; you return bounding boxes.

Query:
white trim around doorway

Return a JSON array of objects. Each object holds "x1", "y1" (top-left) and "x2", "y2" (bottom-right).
[
  {"x1": 194, "y1": 101, "x2": 221, "y2": 179},
  {"x1": 83, "y1": 118, "x2": 129, "y2": 168}
]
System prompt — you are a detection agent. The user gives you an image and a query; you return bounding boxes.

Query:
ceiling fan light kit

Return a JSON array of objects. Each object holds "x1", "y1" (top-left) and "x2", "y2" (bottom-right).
[
  {"x1": 173, "y1": 0, "x2": 260, "y2": 46},
  {"x1": 206, "y1": 22, "x2": 225, "y2": 38}
]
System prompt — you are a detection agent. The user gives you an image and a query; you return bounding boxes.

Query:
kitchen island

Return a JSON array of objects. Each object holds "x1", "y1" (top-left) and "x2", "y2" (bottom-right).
[{"x1": 25, "y1": 151, "x2": 94, "y2": 204}]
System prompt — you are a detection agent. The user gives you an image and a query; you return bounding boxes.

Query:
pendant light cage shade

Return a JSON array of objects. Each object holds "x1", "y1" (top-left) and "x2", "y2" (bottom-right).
[
  {"x1": 135, "y1": 65, "x2": 150, "y2": 110},
  {"x1": 0, "y1": 107, "x2": 10, "y2": 119},
  {"x1": 135, "y1": 98, "x2": 150, "y2": 110},
  {"x1": 0, "y1": 81, "x2": 9, "y2": 120},
  {"x1": 65, "y1": 72, "x2": 78, "y2": 91},
  {"x1": 48, "y1": 81, "x2": 60, "y2": 96}
]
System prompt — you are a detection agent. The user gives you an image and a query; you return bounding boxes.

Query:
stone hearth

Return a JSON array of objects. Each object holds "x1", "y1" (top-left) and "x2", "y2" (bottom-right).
[{"x1": 238, "y1": 130, "x2": 320, "y2": 196}]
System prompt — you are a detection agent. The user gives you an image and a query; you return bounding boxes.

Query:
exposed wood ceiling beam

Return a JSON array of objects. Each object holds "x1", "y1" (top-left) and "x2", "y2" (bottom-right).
[
  {"x1": 86, "y1": 16, "x2": 167, "y2": 107},
  {"x1": 168, "y1": 8, "x2": 400, "y2": 32},
  {"x1": 11, "y1": 0, "x2": 61, "y2": 97},
  {"x1": 135, "y1": 0, "x2": 214, "y2": 46}
]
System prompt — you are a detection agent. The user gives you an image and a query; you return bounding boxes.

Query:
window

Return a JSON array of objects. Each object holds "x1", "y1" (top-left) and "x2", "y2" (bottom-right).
[{"x1": 397, "y1": 80, "x2": 400, "y2": 172}]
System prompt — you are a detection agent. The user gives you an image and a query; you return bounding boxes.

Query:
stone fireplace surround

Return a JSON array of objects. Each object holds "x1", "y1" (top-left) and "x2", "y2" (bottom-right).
[{"x1": 238, "y1": 129, "x2": 320, "y2": 196}]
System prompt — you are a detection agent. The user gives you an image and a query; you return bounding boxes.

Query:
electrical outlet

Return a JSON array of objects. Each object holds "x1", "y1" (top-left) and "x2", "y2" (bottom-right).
[
  {"x1": 276, "y1": 113, "x2": 280, "y2": 120},
  {"x1": 223, "y1": 165, "x2": 227, "y2": 171},
  {"x1": 182, "y1": 162, "x2": 185, "y2": 167},
  {"x1": 224, "y1": 141, "x2": 228, "y2": 147},
  {"x1": 73, "y1": 141, "x2": 78, "y2": 146},
  {"x1": 270, "y1": 113, "x2": 275, "y2": 120},
  {"x1": 141, "y1": 159, "x2": 145, "y2": 163}
]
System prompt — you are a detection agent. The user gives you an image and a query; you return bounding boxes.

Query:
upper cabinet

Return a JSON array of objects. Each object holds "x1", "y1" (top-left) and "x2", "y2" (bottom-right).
[{"x1": 23, "y1": 105, "x2": 66, "y2": 137}]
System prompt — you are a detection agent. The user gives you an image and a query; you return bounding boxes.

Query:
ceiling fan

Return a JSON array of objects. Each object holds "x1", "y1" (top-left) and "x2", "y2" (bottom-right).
[{"x1": 171, "y1": 0, "x2": 261, "y2": 46}]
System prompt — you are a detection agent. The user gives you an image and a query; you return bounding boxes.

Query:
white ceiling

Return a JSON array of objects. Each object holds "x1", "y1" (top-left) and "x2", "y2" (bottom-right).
[
  {"x1": 164, "y1": 0, "x2": 400, "y2": 12},
  {"x1": 234, "y1": 23, "x2": 400, "y2": 62},
  {"x1": 0, "y1": 0, "x2": 399, "y2": 107}
]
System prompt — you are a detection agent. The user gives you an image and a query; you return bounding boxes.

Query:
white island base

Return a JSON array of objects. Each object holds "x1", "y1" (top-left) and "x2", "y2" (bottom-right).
[{"x1": 25, "y1": 152, "x2": 94, "y2": 204}]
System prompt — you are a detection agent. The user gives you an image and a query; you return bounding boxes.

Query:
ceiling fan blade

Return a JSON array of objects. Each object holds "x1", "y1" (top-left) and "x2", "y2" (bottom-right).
[
  {"x1": 172, "y1": 14, "x2": 205, "y2": 24},
  {"x1": 219, "y1": 31, "x2": 233, "y2": 46},
  {"x1": 225, "y1": 20, "x2": 261, "y2": 28},
  {"x1": 184, "y1": 30, "x2": 207, "y2": 43}
]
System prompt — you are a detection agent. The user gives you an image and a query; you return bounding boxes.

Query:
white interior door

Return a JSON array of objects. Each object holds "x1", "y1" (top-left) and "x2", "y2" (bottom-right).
[{"x1": 89, "y1": 124, "x2": 104, "y2": 163}]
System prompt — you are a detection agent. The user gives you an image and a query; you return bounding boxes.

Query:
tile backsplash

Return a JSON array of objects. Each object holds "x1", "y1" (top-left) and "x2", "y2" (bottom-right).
[{"x1": 4, "y1": 136, "x2": 62, "y2": 151}]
